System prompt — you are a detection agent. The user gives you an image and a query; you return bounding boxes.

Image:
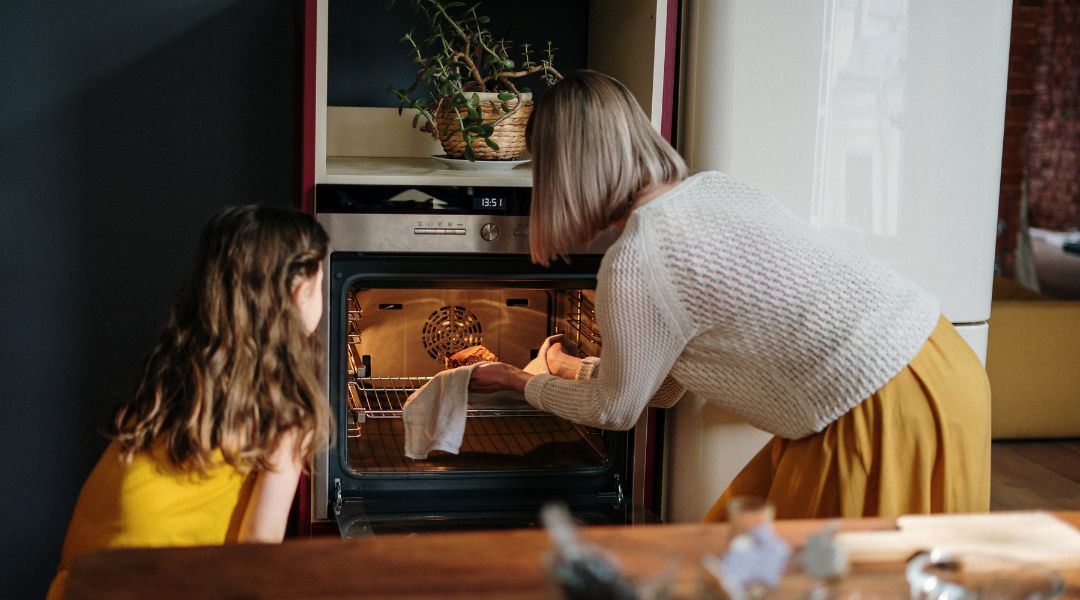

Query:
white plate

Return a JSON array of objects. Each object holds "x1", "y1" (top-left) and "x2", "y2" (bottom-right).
[{"x1": 432, "y1": 155, "x2": 531, "y2": 171}]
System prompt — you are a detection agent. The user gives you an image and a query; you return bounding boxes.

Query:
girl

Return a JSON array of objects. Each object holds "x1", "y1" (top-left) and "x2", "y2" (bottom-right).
[
  {"x1": 470, "y1": 70, "x2": 991, "y2": 520},
  {"x1": 48, "y1": 205, "x2": 330, "y2": 599}
]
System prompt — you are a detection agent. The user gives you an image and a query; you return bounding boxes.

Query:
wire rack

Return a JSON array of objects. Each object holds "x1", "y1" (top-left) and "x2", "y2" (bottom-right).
[
  {"x1": 346, "y1": 294, "x2": 364, "y2": 377},
  {"x1": 562, "y1": 290, "x2": 601, "y2": 355},
  {"x1": 346, "y1": 377, "x2": 546, "y2": 432}
]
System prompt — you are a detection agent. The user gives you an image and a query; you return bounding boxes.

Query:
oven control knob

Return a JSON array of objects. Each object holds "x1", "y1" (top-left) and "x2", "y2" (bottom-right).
[{"x1": 480, "y1": 223, "x2": 500, "y2": 241}]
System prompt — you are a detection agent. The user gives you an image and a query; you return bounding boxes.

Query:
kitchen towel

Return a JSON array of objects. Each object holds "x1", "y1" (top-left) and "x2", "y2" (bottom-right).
[
  {"x1": 401, "y1": 335, "x2": 569, "y2": 460},
  {"x1": 524, "y1": 334, "x2": 561, "y2": 375},
  {"x1": 402, "y1": 363, "x2": 479, "y2": 460}
]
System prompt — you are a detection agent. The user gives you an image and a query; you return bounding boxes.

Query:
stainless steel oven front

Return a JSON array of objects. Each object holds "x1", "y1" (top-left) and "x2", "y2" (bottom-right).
[{"x1": 312, "y1": 183, "x2": 659, "y2": 535}]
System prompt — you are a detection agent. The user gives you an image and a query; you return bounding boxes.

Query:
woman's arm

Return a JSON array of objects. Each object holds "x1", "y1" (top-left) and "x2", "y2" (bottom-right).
[
  {"x1": 545, "y1": 342, "x2": 685, "y2": 407},
  {"x1": 236, "y1": 429, "x2": 304, "y2": 544},
  {"x1": 471, "y1": 241, "x2": 692, "y2": 427},
  {"x1": 468, "y1": 342, "x2": 593, "y2": 391},
  {"x1": 520, "y1": 244, "x2": 693, "y2": 430}
]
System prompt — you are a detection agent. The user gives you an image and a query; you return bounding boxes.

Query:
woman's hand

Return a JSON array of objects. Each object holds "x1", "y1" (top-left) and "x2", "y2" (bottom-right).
[
  {"x1": 545, "y1": 342, "x2": 583, "y2": 380},
  {"x1": 469, "y1": 362, "x2": 533, "y2": 394}
]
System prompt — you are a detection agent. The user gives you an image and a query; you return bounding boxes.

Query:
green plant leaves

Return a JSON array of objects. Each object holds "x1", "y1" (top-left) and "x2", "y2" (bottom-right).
[{"x1": 386, "y1": 0, "x2": 561, "y2": 160}]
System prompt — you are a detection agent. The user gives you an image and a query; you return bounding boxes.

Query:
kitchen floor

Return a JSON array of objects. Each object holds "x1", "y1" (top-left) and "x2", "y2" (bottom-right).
[{"x1": 991, "y1": 439, "x2": 1080, "y2": 511}]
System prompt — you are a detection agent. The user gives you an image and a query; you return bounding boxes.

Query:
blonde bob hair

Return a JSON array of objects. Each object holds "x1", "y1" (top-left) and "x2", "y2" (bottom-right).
[{"x1": 526, "y1": 69, "x2": 687, "y2": 265}]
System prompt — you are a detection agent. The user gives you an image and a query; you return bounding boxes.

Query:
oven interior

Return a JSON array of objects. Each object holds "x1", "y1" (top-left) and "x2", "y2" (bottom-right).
[
  {"x1": 344, "y1": 286, "x2": 605, "y2": 474},
  {"x1": 326, "y1": 253, "x2": 643, "y2": 534}
]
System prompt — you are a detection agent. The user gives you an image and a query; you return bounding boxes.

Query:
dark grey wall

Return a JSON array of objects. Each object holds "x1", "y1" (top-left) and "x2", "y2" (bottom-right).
[{"x1": 0, "y1": 1, "x2": 299, "y2": 596}]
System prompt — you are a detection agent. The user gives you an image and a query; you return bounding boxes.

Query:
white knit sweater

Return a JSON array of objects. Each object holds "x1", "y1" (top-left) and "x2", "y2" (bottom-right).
[{"x1": 524, "y1": 171, "x2": 941, "y2": 439}]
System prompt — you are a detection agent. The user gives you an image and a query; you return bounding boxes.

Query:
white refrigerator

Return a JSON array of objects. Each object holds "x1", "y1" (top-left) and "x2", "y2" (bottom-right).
[{"x1": 665, "y1": 0, "x2": 1012, "y2": 523}]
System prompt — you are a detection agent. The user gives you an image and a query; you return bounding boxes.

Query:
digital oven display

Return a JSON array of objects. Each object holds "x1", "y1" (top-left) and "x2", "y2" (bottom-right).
[{"x1": 472, "y1": 196, "x2": 507, "y2": 211}]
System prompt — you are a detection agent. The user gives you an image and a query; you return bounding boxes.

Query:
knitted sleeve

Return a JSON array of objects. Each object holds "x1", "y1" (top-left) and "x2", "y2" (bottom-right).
[
  {"x1": 573, "y1": 358, "x2": 685, "y2": 409},
  {"x1": 524, "y1": 234, "x2": 691, "y2": 429}
]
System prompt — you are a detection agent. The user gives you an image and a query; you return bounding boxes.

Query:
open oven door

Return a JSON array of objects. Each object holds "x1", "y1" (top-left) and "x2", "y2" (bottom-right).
[{"x1": 332, "y1": 478, "x2": 660, "y2": 537}]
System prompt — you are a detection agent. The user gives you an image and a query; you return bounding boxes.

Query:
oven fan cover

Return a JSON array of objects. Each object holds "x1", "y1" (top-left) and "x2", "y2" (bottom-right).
[{"x1": 421, "y1": 305, "x2": 483, "y2": 359}]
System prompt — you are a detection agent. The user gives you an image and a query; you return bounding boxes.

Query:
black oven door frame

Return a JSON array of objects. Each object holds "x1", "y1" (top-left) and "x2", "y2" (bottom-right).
[{"x1": 325, "y1": 252, "x2": 643, "y2": 534}]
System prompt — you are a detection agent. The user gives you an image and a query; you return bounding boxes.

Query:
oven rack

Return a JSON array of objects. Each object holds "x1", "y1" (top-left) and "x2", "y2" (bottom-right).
[
  {"x1": 347, "y1": 378, "x2": 546, "y2": 421},
  {"x1": 564, "y1": 291, "x2": 601, "y2": 347}
]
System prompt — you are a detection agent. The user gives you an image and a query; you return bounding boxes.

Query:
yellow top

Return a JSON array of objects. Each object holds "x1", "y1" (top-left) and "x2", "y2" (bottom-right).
[{"x1": 47, "y1": 440, "x2": 254, "y2": 600}]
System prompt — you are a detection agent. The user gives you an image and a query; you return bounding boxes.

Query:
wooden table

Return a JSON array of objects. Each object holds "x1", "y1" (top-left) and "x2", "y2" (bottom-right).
[{"x1": 65, "y1": 512, "x2": 1080, "y2": 599}]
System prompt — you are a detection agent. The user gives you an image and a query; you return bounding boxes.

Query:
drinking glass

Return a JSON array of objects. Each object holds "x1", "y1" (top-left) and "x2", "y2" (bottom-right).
[{"x1": 727, "y1": 496, "x2": 776, "y2": 538}]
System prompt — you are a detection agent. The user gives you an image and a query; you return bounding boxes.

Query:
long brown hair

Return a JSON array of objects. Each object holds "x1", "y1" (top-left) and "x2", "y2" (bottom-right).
[
  {"x1": 526, "y1": 69, "x2": 687, "y2": 265},
  {"x1": 111, "y1": 205, "x2": 331, "y2": 474}
]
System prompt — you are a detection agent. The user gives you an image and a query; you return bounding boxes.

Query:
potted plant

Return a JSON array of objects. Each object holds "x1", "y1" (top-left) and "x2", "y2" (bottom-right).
[{"x1": 387, "y1": 0, "x2": 563, "y2": 162}]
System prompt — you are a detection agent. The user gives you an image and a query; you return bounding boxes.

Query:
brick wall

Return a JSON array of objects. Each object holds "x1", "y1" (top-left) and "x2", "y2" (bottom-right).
[
  {"x1": 1026, "y1": 0, "x2": 1080, "y2": 232},
  {"x1": 998, "y1": 0, "x2": 1080, "y2": 276},
  {"x1": 997, "y1": 0, "x2": 1042, "y2": 276}
]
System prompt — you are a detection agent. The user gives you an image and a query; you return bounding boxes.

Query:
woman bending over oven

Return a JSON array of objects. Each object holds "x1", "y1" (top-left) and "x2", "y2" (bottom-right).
[{"x1": 469, "y1": 69, "x2": 990, "y2": 520}]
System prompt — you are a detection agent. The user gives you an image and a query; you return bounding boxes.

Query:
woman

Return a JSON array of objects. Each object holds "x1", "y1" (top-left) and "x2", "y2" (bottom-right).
[
  {"x1": 48, "y1": 205, "x2": 330, "y2": 599},
  {"x1": 470, "y1": 70, "x2": 990, "y2": 520}
]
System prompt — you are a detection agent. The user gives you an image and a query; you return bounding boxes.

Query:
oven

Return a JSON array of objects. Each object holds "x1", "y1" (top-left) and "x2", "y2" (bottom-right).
[{"x1": 310, "y1": 182, "x2": 662, "y2": 536}]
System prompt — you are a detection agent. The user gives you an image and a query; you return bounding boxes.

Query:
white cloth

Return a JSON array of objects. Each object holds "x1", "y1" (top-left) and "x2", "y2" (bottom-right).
[
  {"x1": 523, "y1": 171, "x2": 941, "y2": 439},
  {"x1": 524, "y1": 334, "x2": 561, "y2": 375},
  {"x1": 402, "y1": 364, "x2": 478, "y2": 460}
]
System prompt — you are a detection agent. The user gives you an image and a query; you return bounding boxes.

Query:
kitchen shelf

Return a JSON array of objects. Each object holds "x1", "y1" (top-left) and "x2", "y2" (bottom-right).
[
  {"x1": 324, "y1": 156, "x2": 532, "y2": 187},
  {"x1": 312, "y1": 0, "x2": 670, "y2": 195}
]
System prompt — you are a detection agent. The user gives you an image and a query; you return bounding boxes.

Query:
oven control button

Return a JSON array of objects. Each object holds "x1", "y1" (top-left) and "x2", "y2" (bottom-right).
[
  {"x1": 513, "y1": 228, "x2": 528, "y2": 237},
  {"x1": 480, "y1": 223, "x2": 499, "y2": 241},
  {"x1": 445, "y1": 228, "x2": 466, "y2": 235}
]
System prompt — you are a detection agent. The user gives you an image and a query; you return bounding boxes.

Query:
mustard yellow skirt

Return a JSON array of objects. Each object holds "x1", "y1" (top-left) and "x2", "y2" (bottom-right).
[{"x1": 703, "y1": 315, "x2": 991, "y2": 521}]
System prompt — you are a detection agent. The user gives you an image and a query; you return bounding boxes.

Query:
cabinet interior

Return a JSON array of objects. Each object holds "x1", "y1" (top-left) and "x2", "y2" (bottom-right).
[{"x1": 314, "y1": 0, "x2": 668, "y2": 185}]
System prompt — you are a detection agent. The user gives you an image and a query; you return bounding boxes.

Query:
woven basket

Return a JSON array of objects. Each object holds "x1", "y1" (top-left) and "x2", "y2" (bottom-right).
[{"x1": 434, "y1": 92, "x2": 533, "y2": 160}]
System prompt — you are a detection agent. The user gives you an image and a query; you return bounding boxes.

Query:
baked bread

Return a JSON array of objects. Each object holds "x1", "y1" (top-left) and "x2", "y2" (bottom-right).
[{"x1": 444, "y1": 345, "x2": 498, "y2": 369}]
